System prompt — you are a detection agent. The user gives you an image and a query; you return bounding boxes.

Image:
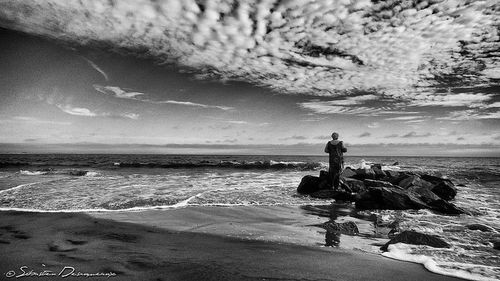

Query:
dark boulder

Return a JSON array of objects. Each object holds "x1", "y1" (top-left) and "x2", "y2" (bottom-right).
[
  {"x1": 399, "y1": 175, "x2": 433, "y2": 190},
  {"x1": 407, "y1": 185, "x2": 441, "y2": 204},
  {"x1": 355, "y1": 186, "x2": 429, "y2": 210},
  {"x1": 68, "y1": 170, "x2": 88, "y2": 176},
  {"x1": 353, "y1": 168, "x2": 376, "y2": 180},
  {"x1": 319, "y1": 170, "x2": 329, "y2": 181},
  {"x1": 431, "y1": 180, "x2": 457, "y2": 201},
  {"x1": 385, "y1": 170, "x2": 401, "y2": 179},
  {"x1": 363, "y1": 179, "x2": 399, "y2": 188},
  {"x1": 381, "y1": 230, "x2": 450, "y2": 251},
  {"x1": 492, "y1": 240, "x2": 500, "y2": 250},
  {"x1": 427, "y1": 199, "x2": 468, "y2": 215},
  {"x1": 466, "y1": 224, "x2": 495, "y2": 232},
  {"x1": 297, "y1": 175, "x2": 322, "y2": 194},
  {"x1": 309, "y1": 190, "x2": 336, "y2": 199},
  {"x1": 420, "y1": 174, "x2": 447, "y2": 183},
  {"x1": 341, "y1": 167, "x2": 357, "y2": 178},
  {"x1": 372, "y1": 166, "x2": 387, "y2": 179},
  {"x1": 342, "y1": 178, "x2": 366, "y2": 193}
]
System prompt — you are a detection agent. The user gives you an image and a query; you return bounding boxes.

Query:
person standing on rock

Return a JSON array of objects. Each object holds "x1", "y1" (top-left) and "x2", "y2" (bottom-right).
[{"x1": 324, "y1": 132, "x2": 347, "y2": 190}]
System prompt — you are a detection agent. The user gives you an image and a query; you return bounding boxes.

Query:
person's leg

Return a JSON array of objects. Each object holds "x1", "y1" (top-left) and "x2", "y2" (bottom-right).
[
  {"x1": 328, "y1": 163, "x2": 334, "y2": 188},
  {"x1": 333, "y1": 164, "x2": 341, "y2": 190}
]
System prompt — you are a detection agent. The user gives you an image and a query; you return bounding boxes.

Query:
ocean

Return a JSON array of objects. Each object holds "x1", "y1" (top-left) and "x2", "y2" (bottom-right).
[{"x1": 0, "y1": 154, "x2": 498, "y2": 280}]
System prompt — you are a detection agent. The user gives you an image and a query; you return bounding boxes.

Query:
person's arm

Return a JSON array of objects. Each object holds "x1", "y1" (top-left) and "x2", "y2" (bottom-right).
[
  {"x1": 341, "y1": 141, "x2": 347, "y2": 153},
  {"x1": 324, "y1": 142, "x2": 330, "y2": 153}
]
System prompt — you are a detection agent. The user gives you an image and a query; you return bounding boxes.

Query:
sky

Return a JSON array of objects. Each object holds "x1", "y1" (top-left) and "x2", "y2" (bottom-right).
[{"x1": 0, "y1": 0, "x2": 499, "y2": 156}]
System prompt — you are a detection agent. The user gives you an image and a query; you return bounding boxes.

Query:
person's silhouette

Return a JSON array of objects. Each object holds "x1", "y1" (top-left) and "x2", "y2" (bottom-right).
[{"x1": 324, "y1": 132, "x2": 347, "y2": 190}]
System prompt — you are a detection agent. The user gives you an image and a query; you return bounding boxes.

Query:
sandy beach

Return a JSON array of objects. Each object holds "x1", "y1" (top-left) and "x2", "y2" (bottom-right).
[{"x1": 0, "y1": 206, "x2": 463, "y2": 281}]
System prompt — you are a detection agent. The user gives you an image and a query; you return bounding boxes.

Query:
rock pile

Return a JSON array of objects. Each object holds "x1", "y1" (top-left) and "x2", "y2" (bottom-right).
[{"x1": 297, "y1": 164, "x2": 467, "y2": 215}]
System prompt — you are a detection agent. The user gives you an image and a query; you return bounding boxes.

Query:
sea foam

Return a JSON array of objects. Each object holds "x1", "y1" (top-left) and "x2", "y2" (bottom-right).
[{"x1": 383, "y1": 243, "x2": 499, "y2": 281}]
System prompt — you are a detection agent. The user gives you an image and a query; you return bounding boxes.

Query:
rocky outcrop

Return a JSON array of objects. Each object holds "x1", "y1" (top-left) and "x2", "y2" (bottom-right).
[
  {"x1": 381, "y1": 230, "x2": 450, "y2": 251},
  {"x1": 297, "y1": 163, "x2": 466, "y2": 215},
  {"x1": 355, "y1": 186, "x2": 429, "y2": 210},
  {"x1": 466, "y1": 224, "x2": 495, "y2": 232},
  {"x1": 297, "y1": 175, "x2": 322, "y2": 194}
]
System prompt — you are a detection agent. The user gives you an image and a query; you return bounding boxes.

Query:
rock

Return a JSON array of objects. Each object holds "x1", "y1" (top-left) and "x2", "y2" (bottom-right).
[
  {"x1": 319, "y1": 170, "x2": 329, "y2": 181},
  {"x1": 466, "y1": 224, "x2": 495, "y2": 232},
  {"x1": 372, "y1": 166, "x2": 387, "y2": 179},
  {"x1": 398, "y1": 175, "x2": 433, "y2": 190},
  {"x1": 322, "y1": 221, "x2": 359, "y2": 235},
  {"x1": 492, "y1": 240, "x2": 500, "y2": 250},
  {"x1": 407, "y1": 185, "x2": 441, "y2": 204},
  {"x1": 341, "y1": 167, "x2": 357, "y2": 178},
  {"x1": 342, "y1": 178, "x2": 366, "y2": 193},
  {"x1": 392, "y1": 161, "x2": 399, "y2": 165},
  {"x1": 309, "y1": 190, "x2": 336, "y2": 199},
  {"x1": 385, "y1": 170, "x2": 401, "y2": 179},
  {"x1": 381, "y1": 230, "x2": 450, "y2": 251},
  {"x1": 353, "y1": 168, "x2": 376, "y2": 180},
  {"x1": 68, "y1": 170, "x2": 88, "y2": 176},
  {"x1": 363, "y1": 179, "x2": 399, "y2": 188},
  {"x1": 297, "y1": 175, "x2": 322, "y2": 194},
  {"x1": 355, "y1": 186, "x2": 429, "y2": 210},
  {"x1": 420, "y1": 174, "x2": 447, "y2": 183},
  {"x1": 431, "y1": 181, "x2": 457, "y2": 201},
  {"x1": 427, "y1": 199, "x2": 468, "y2": 215}
]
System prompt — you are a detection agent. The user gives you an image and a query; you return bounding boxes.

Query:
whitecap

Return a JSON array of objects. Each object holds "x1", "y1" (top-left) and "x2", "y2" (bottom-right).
[{"x1": 382, "y1": 243, "x2": 499, "y2": 281}]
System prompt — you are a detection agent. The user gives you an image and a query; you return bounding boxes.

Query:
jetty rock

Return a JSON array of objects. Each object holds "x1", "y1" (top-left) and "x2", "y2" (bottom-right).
[
  {"x1": 296, "y1": 164, "x2": 466, "y2": 215},
  {"x1": 380, "y1": 230, "x2": 450, "y2": 251}
]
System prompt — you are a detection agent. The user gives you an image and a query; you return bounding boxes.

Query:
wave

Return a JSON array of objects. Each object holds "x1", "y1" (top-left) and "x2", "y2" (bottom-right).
[
  {"x1": 5, "y1": 160, "x2": 327, "y2": 170},
  {"x1": 19, "y1": 169, "x2": 98, "y2": 177},
  {"x1": 383, "y1": 243, "x2": 499, "y2": 281}
]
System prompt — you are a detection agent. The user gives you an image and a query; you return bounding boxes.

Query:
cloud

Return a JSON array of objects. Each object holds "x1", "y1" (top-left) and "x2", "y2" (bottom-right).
[
  {"x1": 385, "y1": 134, "x2": 399, "y2": 138},
  {"x1": 385, "y1": 116, "x2": 424, "y2": 121},
  {"x1": 358, "y1": 132, "x2": 371, "y2": 138},
  {"x1": 299, "y1": 99, "x2": 419, "y2": 116},
  {"x1": 82, "y1": 57, "x2": 109, "y2": 81},
  {"x1": 401, "y1": 132, "x2": 432, "y2": 138},
  {"x1": 56, "y1": 104, "x2": 97, "y2": 117},
  {"x1": 55, "y1": 104, "x2": 139, "y2": 120},
  {"x1": 94, "y1": 84, "x2": 233, "y2": 110},
  {"x1": 405, "y1": 92, "x2": 493, "y2": 108},
  {"x1": 1, "y1": 0, "x2": 498, "y2": 119},
  {"x1": 280, "y1": 135, "x2": 308, "y2": 141},
  {"x1": 437, "y1": 110, "x2": 500, "y2": 120},
  {"x1": 2, "y1": 116, "x2": 71, "y2": 125}
]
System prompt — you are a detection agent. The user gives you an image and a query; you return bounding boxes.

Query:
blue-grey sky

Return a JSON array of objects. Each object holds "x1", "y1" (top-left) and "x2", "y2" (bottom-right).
[{"x1": 0, "y1": 0, "x2": 499, "y2": 156}]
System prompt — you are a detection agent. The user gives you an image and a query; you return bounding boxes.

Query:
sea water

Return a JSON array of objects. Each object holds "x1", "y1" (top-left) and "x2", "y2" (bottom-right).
[{"x1": 0, "y1": 154, "x2": 498, "y2": 280}]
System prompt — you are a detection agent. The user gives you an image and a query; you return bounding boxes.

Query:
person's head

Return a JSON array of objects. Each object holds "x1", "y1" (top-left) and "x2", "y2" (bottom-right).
[{"x1": 331, "y1": 132, "x2": 339, "y2": 140}]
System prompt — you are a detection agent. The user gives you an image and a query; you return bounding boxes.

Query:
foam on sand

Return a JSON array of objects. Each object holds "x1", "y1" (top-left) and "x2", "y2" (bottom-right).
[{"x1": 382, "y1": 243, "x2": 499, "y2": 281}]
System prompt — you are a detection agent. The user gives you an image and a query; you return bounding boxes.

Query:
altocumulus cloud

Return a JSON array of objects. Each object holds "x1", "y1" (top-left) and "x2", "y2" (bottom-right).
[{"x1": 0, "y1": 0, "x2": 498, "y2": 106}]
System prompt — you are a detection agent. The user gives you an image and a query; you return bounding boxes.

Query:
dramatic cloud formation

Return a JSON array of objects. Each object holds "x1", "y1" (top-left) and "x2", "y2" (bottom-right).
[{"x1": 0, "y1": 1, "x2": 498, "y2": 104}]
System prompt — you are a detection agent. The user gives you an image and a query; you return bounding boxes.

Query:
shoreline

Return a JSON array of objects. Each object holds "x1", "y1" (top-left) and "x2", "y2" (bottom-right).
[{"x1": 0, "y1": 206, "x2": 463, "y2": 281}]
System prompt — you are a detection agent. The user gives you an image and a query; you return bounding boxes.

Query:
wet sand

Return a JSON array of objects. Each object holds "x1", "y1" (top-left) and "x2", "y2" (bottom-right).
[{"x1": 0, "y1": 207, "x2": 462, "y2": 281}]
